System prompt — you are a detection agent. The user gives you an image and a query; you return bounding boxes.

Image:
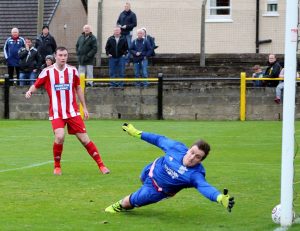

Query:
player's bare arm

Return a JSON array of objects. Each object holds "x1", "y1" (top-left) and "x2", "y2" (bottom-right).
[
  {"x1": 25, "y1": 85, "x2": 37, "y2": 99},
  {"x1": 76, "y1": 85, "x2": 89, "y2": 120}
]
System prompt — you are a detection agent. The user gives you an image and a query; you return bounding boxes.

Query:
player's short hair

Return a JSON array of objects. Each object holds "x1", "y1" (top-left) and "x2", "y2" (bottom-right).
[
  {"x1": 193, "y1": 140, "x2": 210, "y2": 161},
  {"x1": 55, "y1": 46, "x2": 68, "y2": 53}
]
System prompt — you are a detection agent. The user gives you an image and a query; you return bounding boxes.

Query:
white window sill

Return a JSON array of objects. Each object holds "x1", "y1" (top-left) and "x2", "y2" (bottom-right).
[
  {"x1": 206, "y1": 18, "x2": 233, "y2": 23},
  {"x1": 262, "y1": 12, "x2": 279, "y2": 17}
]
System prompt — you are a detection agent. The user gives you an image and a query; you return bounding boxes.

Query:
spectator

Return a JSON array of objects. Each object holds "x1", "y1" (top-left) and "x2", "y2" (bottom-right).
[
  {"x1": 141, "y1": 27, "x2": 158, "y2": 57},
  {"x1": 105, "y1": 27, "x2": 128, "y2": 88},
  {"x1": 3, "y1": 27, "x2": 25, "y2": 85},
  {"x1": 35, "y1": 25, "x2": 57, "y2": 64},
  {"x1": 105, "y1": 123, "x2": 235, "y2": 214},
  {"x1": 274, "y1": 68, "x2": 299, "y2": 104},
  {"x1": 252, "y1": 65, "x2": 264, "y2": 87},
  {"x1": 25, "y1": 47, "x2": 110, "y2": 175},
  {"x1": 130, "y1": 29, "x2": 152, "y2": 87},
  {"x1": 76, "y1": 24, "x2": 98, "y2": 87},
  {"x1": 117, "y1": 2, "x2": 137, "y2": 64},
  {"x1": 37, "y1": 55, "x2": 55, "y2": 76},
  {"x1": 264, "y1": 54, "x2": 282, "y2": 87},
  {"x1": 44, "y1": 55, "x2": 55, "y2": 68},
  {"x1": 18, "y1": 38, "x2": 41, "y2": 86}
]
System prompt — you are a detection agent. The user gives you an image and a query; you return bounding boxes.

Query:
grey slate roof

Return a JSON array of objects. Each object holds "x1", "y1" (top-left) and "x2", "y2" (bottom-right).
[{"x1": 0, "y1": 0, "x2": 60, "y2": 48}]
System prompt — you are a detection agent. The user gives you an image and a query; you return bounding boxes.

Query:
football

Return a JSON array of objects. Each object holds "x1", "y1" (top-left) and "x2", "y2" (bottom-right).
[
  {"x1": 272, "y1": 204, "x2": 296, "y2": 224},
  {"x1": 272, "y1": 204, "x2": 281, "y2": 224}
]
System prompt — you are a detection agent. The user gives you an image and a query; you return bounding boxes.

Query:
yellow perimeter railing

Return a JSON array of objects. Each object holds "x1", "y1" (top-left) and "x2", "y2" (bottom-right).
[
  {"x1": 79, "y1": 73, "x2": 159, "y2": 117},
  {"x1": 240, "y1": 72, "x2": 300, "y2": 121}
]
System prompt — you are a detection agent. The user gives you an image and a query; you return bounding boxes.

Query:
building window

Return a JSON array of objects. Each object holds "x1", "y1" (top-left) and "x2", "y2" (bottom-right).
[
  {"x1": 267, "y1": 0, "x2": 278, "y2": 12},
  {"x1": 263, "y1": 0, "x2": 279, "y2": 16},
  {"x1": 207, "y1": 0, "x2": 232, "y2": 23}
]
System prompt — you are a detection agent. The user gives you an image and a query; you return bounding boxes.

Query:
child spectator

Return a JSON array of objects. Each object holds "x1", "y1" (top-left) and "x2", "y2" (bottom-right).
[
  {"x1": 37, "y1": 55, "x2": 54, "y2": 76},
  {"x1": 252, "y1": 65, "x2": 264, "y2": 87},
  {"x1": 42, "y1": 55, "x2": 54, "y2": 68}
]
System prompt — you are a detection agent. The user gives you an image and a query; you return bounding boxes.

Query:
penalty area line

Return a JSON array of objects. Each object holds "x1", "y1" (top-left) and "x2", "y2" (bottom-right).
[{"x1": 0, "y1": 161, "x2": 53, "y2": 173}]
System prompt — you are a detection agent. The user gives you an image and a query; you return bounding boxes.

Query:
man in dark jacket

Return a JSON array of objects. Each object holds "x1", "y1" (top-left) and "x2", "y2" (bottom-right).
[
  {"x1": 76, "y1": 24, "x2": 98, "y2": 87},
  {"x1": 117, "y1": 2, "x2": 137, "y2": 63},
  {"x1": 3, "y1": 27, "x2": 25, "y2": 85},
  {"x1": 18, "y1": 38, "x2": 41, "y2": 86},
  {"x1": 264, "y1": 54, "x2": 282, "y2": 87},
  {"x1": 105, "y1": 27, "x2": 128, "y2": 87},
  {"x1": 141, "y1": 27, "x2": 158, "y2": 57},
  {"x1": 35, "y1": 25, "x2": 57, "y2": 64},
  {"x1": 130, "y1": 29, "x2": 152, "y2": 87}
]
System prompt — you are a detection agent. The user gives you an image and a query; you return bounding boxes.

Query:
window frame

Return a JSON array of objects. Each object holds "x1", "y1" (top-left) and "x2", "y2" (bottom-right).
[
  {"x1": 206, "y1": 0, "x2": 233, "y2": 23},
  {"x1": 263, "y1": 0, "x2": 279, "y2": 17}
]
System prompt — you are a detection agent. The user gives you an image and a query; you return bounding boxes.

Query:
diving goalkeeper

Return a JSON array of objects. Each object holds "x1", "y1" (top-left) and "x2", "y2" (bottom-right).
[{"x1": 105, "y1": 123, "x2": 235, "y2": 213}]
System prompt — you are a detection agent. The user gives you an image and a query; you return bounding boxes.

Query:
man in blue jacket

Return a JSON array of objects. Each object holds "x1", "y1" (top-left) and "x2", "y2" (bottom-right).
[
  {"x1": 3, "y1": 27, "x2": 25, "y2": 85},
  {"x1": 105, "y1": 123, "x2": 235, "y2": 214},
  {"x1": 130, "y1": 29, "x2": 152, "y2": 87}
]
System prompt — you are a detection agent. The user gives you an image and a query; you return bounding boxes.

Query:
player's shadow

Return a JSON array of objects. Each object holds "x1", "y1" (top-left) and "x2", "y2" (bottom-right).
[{"x1": 121, "y1": 208, "x2": 202, "y2": 226}]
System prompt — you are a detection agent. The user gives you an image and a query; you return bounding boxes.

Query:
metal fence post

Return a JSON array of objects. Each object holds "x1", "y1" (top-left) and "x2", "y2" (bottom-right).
[
  {"x1": 79, "y1": 73, "x2": 86, "y2": 119},
  {"x1": 157, "y1": 73, "x2": 163, "y2": 120},
  {"x1": 240, "y1": 72, "x2": 246, "y2": 121},
  {"x1": 4, "y1": 74, "x2": 10, "y2": 119}
]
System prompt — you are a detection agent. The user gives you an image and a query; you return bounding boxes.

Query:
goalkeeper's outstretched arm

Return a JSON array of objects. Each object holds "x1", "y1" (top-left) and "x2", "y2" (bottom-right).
[{"x1": 121, "y1": 123, "x2": 179, "y2": 152}]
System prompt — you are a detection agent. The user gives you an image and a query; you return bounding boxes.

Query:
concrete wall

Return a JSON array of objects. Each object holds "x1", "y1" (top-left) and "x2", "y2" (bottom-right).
[
  {"x1": 1, "y1": 85, "x2": 299, "y2": 120},
  {"x1": 88, "y1": 0, "x2": 287, "y2": 54}
]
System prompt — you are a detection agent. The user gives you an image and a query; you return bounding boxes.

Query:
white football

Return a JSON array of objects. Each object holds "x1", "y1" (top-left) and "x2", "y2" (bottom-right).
[
  {"x1": 272, "y1": 204, "x2": 281, "y2": 224},
  {"x1": 272, "y1": 204, "x2": 296, "y2": 224}
]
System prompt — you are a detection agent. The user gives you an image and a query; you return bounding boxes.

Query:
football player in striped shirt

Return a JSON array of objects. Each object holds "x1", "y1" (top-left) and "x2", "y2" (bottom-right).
[{"x1": 25, "y1": 47, "x2": 110, "y2": 175}]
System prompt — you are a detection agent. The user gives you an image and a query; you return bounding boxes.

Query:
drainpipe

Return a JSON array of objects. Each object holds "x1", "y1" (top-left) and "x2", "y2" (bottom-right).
[
  {"x1": 256, "y1": 0, "x2": 260, "y2": 53},
  {"x1": 200, "y1": 0, "x2": 207, "y2": 67},
  {"x1": 97, "y1": 0, "x2": 103, "y2": 66},
  {"x1": 37, "y1": 0, "x2": 44, "y2": 34},
  {"x1": 256, "y1": 0, "x2": 272, "y2": 53}
]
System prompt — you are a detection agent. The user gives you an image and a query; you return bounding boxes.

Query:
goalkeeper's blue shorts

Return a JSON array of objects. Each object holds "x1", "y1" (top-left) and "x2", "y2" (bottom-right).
[{"x1": 129, "y1": 163, "x2": 174, "y2": 208}]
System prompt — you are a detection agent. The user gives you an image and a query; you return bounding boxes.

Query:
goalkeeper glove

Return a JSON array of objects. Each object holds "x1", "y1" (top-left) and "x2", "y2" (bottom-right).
[
  {"x1": 217, "y1": 188, "x2": 235, "y2": 212},
  {"x1": 122, "y1": 123, "x2": 142, "y2": 138}
]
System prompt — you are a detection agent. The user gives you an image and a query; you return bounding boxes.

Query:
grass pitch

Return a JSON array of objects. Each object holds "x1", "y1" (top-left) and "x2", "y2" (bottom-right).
[{"x1": 0, "y1": 120, "x2": 300, "y2": 231}]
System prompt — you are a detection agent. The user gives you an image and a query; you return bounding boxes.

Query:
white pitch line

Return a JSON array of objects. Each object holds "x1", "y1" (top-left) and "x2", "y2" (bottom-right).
[{"x1": 0, "y1": 161, "x2": 53, "y2": 173}]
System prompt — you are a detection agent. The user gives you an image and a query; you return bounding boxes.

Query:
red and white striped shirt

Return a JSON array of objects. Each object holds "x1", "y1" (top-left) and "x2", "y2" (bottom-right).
[{"x1": 35, "y1": 64, "x2": 81, "y2": 120}]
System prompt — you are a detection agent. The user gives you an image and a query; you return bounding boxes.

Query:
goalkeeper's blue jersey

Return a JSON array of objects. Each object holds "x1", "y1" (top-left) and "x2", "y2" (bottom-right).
[{"x1": 141, "y1": 132, "x2": 220, "y2": 202}]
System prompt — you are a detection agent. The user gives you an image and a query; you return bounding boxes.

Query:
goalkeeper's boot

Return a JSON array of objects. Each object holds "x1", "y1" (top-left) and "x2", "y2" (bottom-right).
[
  {"x1": 99, "y1": 166, "x2": 110, "y2": 174},
  {"x1": 53, "y1": 167, "x2": 62, "y2": 175},
  {"x1": 105, "y1": 200, "x2": 124, "y2": 213}
]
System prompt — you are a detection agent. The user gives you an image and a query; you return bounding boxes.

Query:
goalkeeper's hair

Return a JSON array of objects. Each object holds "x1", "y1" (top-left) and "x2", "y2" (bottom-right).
[{"x1": 193, "y1": 140, "x2": 210, "y2": 161}]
